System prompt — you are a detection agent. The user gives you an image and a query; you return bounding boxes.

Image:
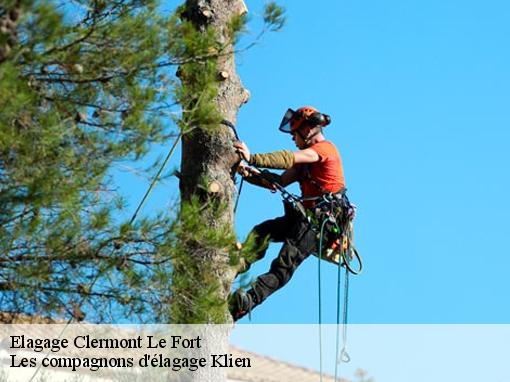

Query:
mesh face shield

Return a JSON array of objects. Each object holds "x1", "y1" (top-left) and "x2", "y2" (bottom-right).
[{"x1": 278, "y1": 108, "x2": 296, "y2": 134}]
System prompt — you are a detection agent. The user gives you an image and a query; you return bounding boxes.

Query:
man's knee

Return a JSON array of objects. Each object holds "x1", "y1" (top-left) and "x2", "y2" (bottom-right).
[
  {"x1": 269, "y1": 244, "x2": 302, "y2": 285},
  {"x1": 253, "y1": 219, "x2": 275, "y2": 239}
]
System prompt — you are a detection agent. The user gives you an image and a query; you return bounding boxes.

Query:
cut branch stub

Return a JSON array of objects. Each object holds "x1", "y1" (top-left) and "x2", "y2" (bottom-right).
[
  {"x1": 75, "y1": 112, "x2": 87, "y2": 122},
  {"x1": 208, "y1": 180, "x2": 222, "y2": 194},
  {"x1": 72, "y1": 64, "x2": 84, "y2": 74},
  {"x1": 0, "y1": 5, "x2": 21, "y2": 64},
  {"x1": 201, "y1": 9, "x2": 213, "y2": 19},
  {"x1": 241, "y1": 88, "x2": 251, "y2": 104},
  {"x1": 217, "y1": 71, "x2": 229, "y2": 81}
]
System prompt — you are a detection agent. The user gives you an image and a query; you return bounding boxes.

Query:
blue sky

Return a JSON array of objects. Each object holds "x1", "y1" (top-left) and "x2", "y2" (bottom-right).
[
  {"x1": 133, "y1": 0, "x2": 510, "y2": 324},
  {"x1": 232, "y1": 0, "x2": 510, "y2": 324}
]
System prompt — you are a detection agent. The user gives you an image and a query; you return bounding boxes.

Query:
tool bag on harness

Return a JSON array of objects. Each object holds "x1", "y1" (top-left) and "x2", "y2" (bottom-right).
[
  {"x1": 304, "y1": 192, "x2": 359, "y2": 271},
  {"x1": 251, "y1": 169, "x2": 362, "y2": 273}
]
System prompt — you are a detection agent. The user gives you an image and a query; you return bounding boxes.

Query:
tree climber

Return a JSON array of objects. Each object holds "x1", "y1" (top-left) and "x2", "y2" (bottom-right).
[{"x1": 230, "y1": 106, "x2": 346, "y2": 321}]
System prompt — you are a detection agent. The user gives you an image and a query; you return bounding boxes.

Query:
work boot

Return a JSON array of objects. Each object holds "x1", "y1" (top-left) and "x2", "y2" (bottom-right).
[{"x1": 228, "y1": 290, "x2": 253, "y2": 321}]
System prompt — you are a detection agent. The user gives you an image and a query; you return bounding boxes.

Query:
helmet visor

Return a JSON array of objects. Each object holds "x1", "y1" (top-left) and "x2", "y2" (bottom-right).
[{"x1": 278, "y1": 108, "x2": 295, "y2": 133}]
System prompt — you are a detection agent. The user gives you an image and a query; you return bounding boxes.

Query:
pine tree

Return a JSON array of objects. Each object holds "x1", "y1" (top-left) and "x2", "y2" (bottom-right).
[
  {"x1": 1, "y1": 0, "x2": 178, "y2": 322},
  {"x1": 0, "y1": 0, "x2": 284, "y2": 328}
]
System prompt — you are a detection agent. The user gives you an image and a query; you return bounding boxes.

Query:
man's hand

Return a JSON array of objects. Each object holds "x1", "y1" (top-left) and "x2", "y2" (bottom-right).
[
  {"x1": 233, "y1": 140, "x2": 251, "y2": 162},
  {"x1": 237, "y1": 163, "x2": 277, "y2": 192},
  {"x1": 237, "y1": 162, "x2": 259, "y2": 177}
]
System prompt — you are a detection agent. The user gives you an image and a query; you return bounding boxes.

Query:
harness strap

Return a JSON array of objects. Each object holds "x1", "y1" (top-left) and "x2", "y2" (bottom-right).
[{"x1": 300, "y1": 189, "x2": 346, "y2": 203}]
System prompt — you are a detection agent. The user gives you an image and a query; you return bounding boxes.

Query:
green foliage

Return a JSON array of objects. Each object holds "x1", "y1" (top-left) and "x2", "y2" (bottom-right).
[
  {"x1": 166, "y1": 14, "x2": 223, "y2": 132},
  {"x1": 228, "y1": 230, "x2": 263, "y2": 271},
  {"x1": 228, "y1": 13, "x2": 249, "y2": 45},
  {"x1": 263, "y1": 2, "x2": 286, "y2": 32},
  {"x1": 169, "y1": 197, "x2": 237, "y2": 323},
  {"x1": 228, "y1": 230, "x2": 268, "y2": 295},
  {"x1": 0, "y1": 0, "x2": 174, "y2": 322}
]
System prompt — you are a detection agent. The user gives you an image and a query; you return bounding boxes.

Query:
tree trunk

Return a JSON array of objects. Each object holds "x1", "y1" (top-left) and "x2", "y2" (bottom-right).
[{"x1": 176, "y1": 0, "x2": 248, "y2": 379}]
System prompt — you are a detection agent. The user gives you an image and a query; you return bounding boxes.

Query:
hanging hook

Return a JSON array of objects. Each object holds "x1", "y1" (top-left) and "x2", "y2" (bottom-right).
[{"x1": 338, "y1": 347, "x2": 351, "y2": 363}]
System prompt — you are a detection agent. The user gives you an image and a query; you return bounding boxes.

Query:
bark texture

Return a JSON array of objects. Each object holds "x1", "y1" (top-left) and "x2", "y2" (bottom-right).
[
  {"x1": 178, "y1": 0, "x2": 248, "y2": 310},
  {"x1": 180, "y1": 0, "x2": 247, "y2": 209},
  {"x1": 176, "y1": 1, "x2": 248, "y2": 380}
]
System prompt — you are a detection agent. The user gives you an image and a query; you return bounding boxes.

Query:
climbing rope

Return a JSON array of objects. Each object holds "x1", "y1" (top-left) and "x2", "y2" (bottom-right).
[
  {"x1": 334, "y1": 245, "x2": 351, "y2": 382},
  {"x1": 234, "y1": 176, "x2": 244, "y2": 214},
  {"x1": 314, "y1": 195, "x2": 360, "y2": 382},
  {"x1": 129, "y1": 132, "x2": 182, "y2": 225},
  {"x1": 317, "y1": 217, "x2": 329, "y2": 382},
  {"x1": 340, "y1": 262, "x2": 350, "y2": 363}
]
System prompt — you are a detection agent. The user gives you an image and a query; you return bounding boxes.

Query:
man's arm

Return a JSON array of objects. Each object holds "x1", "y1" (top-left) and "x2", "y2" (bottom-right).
[
  {"x1": 238, "y1": 164, "x2": 278, "y2": 191},
  {"x1": 238, "y1": 164, "x2": 299, "y2": 190},
  {"x1": 293, "y1": 148, "x2": 320, "y2": 164},
  {"x1": 280, "y1": 165, "x2": 300, "y2": 187},
  {"x1": 234, "y1": 141, "x2": 320, "y2": 169}
]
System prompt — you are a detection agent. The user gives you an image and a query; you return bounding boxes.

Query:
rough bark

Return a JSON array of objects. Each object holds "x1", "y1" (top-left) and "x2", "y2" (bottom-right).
[
  {"x1": 179, "y1": 0, "x2": 247, "y2": 208},
  {"x1": 176, "y1": 1, "x2": 248, "y2": 380},
  {"x1": 178, "y1": 0, "x2": 247, "y2": 312}
]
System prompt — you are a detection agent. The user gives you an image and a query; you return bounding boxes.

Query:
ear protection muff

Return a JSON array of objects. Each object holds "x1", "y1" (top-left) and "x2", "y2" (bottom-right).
[{"x1": 306, "y1": 112, "x2": 331, "y2": 128}]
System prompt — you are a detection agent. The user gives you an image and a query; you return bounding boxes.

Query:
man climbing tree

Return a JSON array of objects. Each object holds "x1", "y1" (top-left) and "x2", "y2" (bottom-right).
[{"x1": 230, "y1": 106, "x2": 347, "y2": 320}]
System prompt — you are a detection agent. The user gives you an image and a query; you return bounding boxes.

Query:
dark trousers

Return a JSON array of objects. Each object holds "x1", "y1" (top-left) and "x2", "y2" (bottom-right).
[{"x1": 243, "y1": 203, "x2": 318, "y2": 309}]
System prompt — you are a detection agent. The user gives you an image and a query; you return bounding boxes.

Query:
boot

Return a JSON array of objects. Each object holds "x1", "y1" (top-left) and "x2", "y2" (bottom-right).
[{"x1": 228, "y1": 289, "x2": 254, "y2": 321}]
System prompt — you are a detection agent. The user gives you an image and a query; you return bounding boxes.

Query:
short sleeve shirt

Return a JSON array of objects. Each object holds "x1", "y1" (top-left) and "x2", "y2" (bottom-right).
[{"x1": 298, "y1": 141, "x2": 345, "y2": 204}]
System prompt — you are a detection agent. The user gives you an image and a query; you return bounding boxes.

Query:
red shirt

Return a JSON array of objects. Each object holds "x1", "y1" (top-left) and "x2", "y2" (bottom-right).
[{"x1": 298, "y1": 141, "x2": 345, "y2": 207}]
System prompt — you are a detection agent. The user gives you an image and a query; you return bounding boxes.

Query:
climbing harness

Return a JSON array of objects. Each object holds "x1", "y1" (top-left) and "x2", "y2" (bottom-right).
[
  {"x1": 238, "y1": 165, "x2": 362, "y2": 273},
  {"x1": 312, "y1": 192, "x2": 362, "y2": 273}
]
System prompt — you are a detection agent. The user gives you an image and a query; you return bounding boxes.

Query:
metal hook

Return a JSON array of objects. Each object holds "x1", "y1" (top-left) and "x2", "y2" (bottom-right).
[{"x1": 338, "y1": 348, "x2": 351, "y2": 364}]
